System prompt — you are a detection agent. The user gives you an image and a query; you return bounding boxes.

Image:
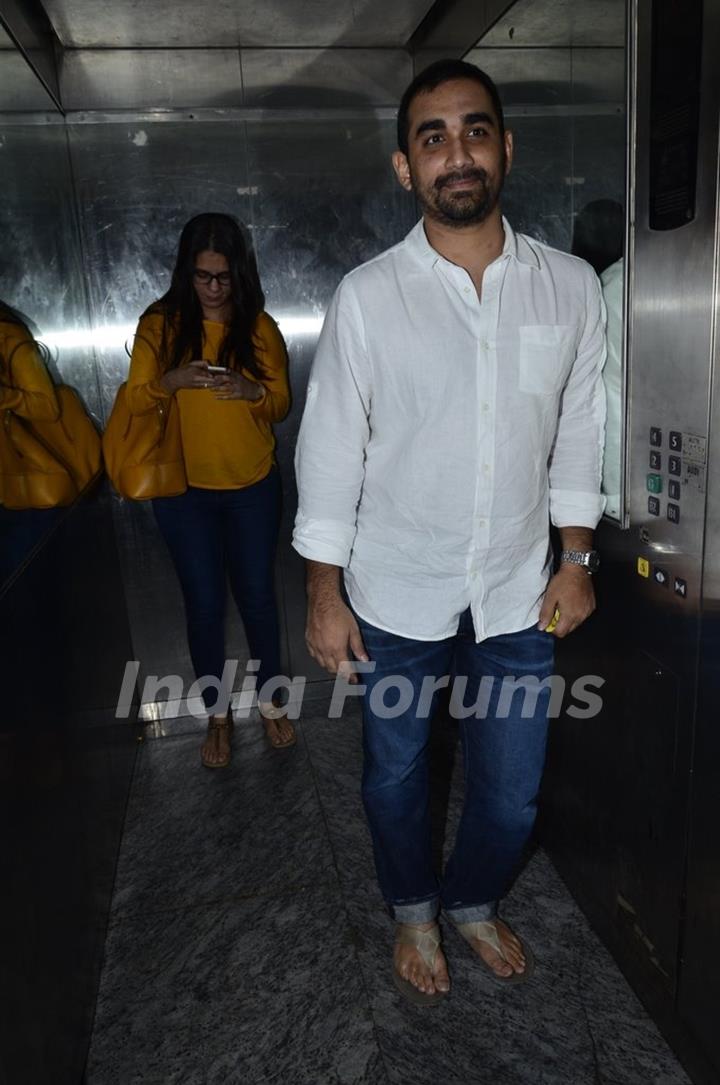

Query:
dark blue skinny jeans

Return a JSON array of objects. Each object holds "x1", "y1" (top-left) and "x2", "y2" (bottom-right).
[
  {"x1": 152, "y1": 468, "x2": 281, "y2": 713},
  {"x1": 356, "y1": 607, "x2": 555, "y2": 924}
]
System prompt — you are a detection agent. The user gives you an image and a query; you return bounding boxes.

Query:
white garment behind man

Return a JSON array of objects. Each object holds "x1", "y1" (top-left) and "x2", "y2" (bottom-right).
[
  {"x1": 293, "y1": 217, "x2": 607, "y2": 641},
  {"x1": 600, "y1": 257, "x2": 623, "y2": 520}
]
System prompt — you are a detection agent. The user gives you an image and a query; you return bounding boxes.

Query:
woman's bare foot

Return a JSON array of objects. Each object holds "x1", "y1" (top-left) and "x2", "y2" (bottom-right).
[
  {"x1": 394, "y1": 922, "x2": 451, "y2": 996},
  {"x1": 258, "y1": 702, "x2": 296, "y2": 748},
  {"x1": 201, "y1": 715, "x2": 232, "y2": 768}
]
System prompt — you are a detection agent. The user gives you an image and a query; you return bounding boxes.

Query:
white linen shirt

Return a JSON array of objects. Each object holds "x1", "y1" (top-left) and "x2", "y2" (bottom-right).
[{"x1": 293, "y1": 217, "x2": 607, "y2": 642}]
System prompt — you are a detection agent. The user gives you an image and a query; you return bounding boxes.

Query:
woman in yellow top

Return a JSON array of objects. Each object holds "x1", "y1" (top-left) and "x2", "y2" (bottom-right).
[{"x1": 126, "y1": 213, "x2": 293, "y2": 766}]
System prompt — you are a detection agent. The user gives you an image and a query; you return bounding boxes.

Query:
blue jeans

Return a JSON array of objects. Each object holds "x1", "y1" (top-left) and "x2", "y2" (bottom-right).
[
  {"x1": 357, "y1": 608, "x2": 555, "y2": 924},
  {"x1": 152, "y1": 469, "x2": 282, "y2": 713}
]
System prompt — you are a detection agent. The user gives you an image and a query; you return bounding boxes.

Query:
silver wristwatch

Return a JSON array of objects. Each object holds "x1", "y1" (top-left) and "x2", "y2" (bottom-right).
[{"x1": 560, "y1": 549, "x2": 600, "y2": 574}]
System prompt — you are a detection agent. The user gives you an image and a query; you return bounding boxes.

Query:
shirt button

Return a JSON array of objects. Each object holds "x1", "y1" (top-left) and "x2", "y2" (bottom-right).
[
  {"x1": 483, "y1": 463, "x2": 491, "y2": 474},
  {"x1": 463, "y1": 287, "x2": 471, "y2": 294},
  {"x1": 481, "y1": 401, "x2": 490, "y2": 412},
  {"x1": 478, "y1": 519, "x2": 486, "y2": 528}
]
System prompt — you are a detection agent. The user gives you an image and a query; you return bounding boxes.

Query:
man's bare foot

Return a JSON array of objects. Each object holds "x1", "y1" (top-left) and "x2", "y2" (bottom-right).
[
  {"x1": 394, "y1": 922, "x2": 451, "y2": 996},
  {"x1": 201, "y1": 715, "x2": 232, "y2": 768},
  {"x1": 462, "y1": 918, "x2": 527, "y2": 978}
]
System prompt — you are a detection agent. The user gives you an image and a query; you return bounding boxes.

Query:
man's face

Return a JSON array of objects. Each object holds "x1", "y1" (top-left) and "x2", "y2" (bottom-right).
[{"x1": 393, "y1": 78, "x2": 513, "y2": 228}]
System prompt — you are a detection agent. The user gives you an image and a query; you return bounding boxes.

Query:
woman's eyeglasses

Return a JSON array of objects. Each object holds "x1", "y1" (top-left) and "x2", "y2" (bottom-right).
[{"x1": 193, "y1": 269, "x2": 232, "y2": 286}]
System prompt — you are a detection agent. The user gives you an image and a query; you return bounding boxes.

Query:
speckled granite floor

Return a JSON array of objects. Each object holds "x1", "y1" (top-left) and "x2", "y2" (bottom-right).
[{"x1": 86, "y1": 704, "x2": 692, "y2": 1085}]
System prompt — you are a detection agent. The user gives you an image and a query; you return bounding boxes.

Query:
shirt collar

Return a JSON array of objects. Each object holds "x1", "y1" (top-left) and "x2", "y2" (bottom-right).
[{"x1": 406, "y1": 215, "x2": 541, "y2": 271}]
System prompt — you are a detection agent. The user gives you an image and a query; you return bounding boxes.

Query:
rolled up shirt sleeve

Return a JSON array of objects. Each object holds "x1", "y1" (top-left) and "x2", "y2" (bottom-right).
[
  {"x1": 293, "y1": 280, "x2": 371, "y2": 567},
  {"x1": 549, "y1": 265, "x2": 608, "y2": 528}
]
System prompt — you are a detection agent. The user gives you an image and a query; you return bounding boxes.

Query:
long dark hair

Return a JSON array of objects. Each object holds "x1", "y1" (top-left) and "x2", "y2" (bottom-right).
[{"x1": 144, "y1": 213, "x2": 266, "y2": 378}]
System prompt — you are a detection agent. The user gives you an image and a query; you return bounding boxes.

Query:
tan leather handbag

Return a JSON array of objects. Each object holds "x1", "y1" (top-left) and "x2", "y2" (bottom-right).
[{"x1": 102, "y1": 382, "x2": 186, "y2": 500}]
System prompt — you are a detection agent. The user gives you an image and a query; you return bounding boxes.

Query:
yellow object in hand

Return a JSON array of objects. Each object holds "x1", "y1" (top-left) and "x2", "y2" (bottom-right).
[{"x1": 545, "y1": 608, "x2": 560, "y2": 633}]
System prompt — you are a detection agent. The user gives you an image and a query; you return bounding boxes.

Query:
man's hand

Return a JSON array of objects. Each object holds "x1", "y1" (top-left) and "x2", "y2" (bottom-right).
[
  {"x1": 305, "y1": 561, "x2": 369, "y2": 682},
  {"x1": 538, "y1": 563, "x2": 595, "y2": 638}
]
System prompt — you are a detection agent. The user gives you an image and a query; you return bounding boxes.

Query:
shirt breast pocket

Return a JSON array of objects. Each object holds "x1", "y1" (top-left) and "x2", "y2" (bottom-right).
[{"x1": 518, "y1": 324, "x2": 575, "y2": 396}]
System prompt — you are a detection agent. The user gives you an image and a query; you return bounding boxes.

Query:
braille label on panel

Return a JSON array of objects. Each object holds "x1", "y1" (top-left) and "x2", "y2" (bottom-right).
[
  {"x1": 649, "y1": 450, "x2": 662, "y2": 470},
  {"x1": 684, "y1": 461, "x2": 706, "y2": 493},
  {"x1": 653, "y1": 566, "x2": 669, "y2": 587},
  {"x1": 683, "y1": 433, "x2": 707, "y2": 463},
  {"x1": 674, "y1": 577, "x2": 687, "y2": 598},
  {"x1": 667, "y1": 503, "x2": 680, "y2": 523},
  {"x1": 668, "y1": 456, "x2": 682, "y2": 476},
  {"x1": 668, "y1": 479, "x2": 681, "y2": 500},
  {"x1": 669, "y1": 431, "x2": 682, "y2": 452},
  {"x1": 650, "y1": 427, "x2": 662, "y2": 447},
  {"x1": 648, "y1": 496, "x2": 660, "y2": 516},
  {"x1": 637, "y1": 557, "x2": 650, "y2": 577}
]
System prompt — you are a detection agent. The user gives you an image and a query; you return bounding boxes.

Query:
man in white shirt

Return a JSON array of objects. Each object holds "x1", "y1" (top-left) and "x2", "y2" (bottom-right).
[{"x1": 293, "y1": 59, "x2": 606, "y2": 1005}]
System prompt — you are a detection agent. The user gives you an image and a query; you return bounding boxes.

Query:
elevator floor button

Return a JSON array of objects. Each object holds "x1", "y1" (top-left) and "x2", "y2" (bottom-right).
[
  {"x1": 649, "y1": 450, "x2": 662, "y2": 470},
  {"x1": 669, "y1": 431, "x2": 682, "y2": 452},
  {"x1": 650, "y1": 427, "x2": 662, "y2": 447},
  {"x1": 668, "y1": 479, "x2": 681, "y2": 500},
  {"x1": 647, "y1": 473, "x2": 663, "y2": 494},
  {"x1": 669, "y1": 455, "x2": 681, "y2": 476},
  {"x1": 653, "y1": 566, "x2": 669, "y2": 587}
]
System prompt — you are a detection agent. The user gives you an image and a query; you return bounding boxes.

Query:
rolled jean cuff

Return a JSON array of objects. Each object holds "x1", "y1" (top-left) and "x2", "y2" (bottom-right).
[
  {"x1": 443, "y1": 900, "x2": 498, "y2": 924},
  {"x1": 391, "y1": 896, "x2": 440, "y2": 924}
]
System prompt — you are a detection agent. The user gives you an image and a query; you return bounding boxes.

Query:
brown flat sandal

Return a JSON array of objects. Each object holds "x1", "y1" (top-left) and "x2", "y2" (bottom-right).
[{"x1": 201, "y1": 714, "x2": 234, "y2": 769}]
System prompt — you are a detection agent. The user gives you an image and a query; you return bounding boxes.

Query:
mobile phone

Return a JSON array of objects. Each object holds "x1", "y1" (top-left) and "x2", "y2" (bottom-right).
[{"x1": 205, "y1": 365, "x2": 227, "y2": 374}]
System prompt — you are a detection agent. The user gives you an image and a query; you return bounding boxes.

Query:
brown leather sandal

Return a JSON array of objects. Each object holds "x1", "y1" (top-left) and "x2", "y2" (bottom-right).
[{"x1": 201, "y1": 714, "x2": 234, "y2": 769}]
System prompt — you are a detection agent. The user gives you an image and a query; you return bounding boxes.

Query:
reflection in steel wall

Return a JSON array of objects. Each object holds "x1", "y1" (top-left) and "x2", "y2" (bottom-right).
[{"x1": 67, "y1": 115, "x2": 417, "y2": 700}]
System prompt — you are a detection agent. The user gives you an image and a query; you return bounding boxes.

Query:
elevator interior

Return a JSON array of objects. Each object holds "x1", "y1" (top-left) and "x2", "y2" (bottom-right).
[{"x1": 0, "y1": 0, "x2": 718, "y2": 1082}]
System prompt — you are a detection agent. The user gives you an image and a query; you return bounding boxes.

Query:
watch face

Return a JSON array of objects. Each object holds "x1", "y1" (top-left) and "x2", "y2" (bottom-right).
[{"x1": 586, "y1": 551, "x2": 600, "y2": 573}]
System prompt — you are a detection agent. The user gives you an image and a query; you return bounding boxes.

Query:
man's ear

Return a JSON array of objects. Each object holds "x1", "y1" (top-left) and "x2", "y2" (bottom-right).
[
  {"x1": 392, "y1": 150, "x2": 413, "y2": 192},
  {"x1": 503, "y1": 130, "x2": 514, "y2": 178}
]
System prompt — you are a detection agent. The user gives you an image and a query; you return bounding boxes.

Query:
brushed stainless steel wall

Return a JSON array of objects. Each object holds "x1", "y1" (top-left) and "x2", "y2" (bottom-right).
[{"x1": 66, "y1": 110, "x2": 417, "y2": 709}]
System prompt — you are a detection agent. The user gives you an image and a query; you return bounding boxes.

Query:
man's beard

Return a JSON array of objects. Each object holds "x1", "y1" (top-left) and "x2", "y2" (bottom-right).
[{"x1": 414, "y1": 165, "x2": 504, "y2": 228}]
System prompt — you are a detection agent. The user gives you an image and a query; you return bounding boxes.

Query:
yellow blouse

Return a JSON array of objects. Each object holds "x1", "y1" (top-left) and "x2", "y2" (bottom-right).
[
  {"x1": 126, "y1": 311, "x2": 290, "y2": 490},
  {"x1": 0, "y1": 321, "x2": 59, "y2": 421}
]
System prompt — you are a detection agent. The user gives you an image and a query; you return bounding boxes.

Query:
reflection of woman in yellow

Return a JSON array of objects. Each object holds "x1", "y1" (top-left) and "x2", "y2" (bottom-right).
[
  {"x1": 0, "y1": 302, "x2": 61, "y2": 583},
  {"x1": 126, "y1": 213, "x2": 293, "y2": 768},
  {"x1": 0, "y1": 302, "x2": 58, "y2": 424}
]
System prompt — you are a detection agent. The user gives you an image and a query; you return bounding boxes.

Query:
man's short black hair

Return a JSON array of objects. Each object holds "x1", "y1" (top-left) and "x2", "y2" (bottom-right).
[{"x1": 397, "y1": 59, "x2": 505, "y2": 156}]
